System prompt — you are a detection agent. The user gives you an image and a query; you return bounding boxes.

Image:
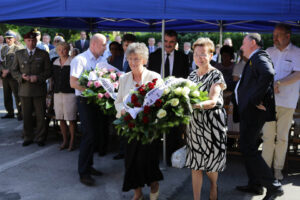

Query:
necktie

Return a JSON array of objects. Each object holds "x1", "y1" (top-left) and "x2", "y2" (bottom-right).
[
  {"x1": 81, "y1": 40, "x2": 84, "y2": 49},
  {"x1": 123, "y1": 60, "x2": 129, "y2": 72},
  {"x1": 29, "y1": 51, "x2": 33, "y2": 57},
  {"x1": 165, "y1": 53, "x2": 170, "y2": 77}
]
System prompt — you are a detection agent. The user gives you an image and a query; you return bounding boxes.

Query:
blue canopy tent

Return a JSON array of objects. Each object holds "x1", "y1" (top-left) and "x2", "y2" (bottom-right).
[{"x1": 1, "y1": 0, "x2": 300, "y2": 32}]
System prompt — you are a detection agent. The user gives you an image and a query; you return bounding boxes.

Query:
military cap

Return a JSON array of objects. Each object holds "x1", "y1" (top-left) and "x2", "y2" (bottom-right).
[
  {"x1": 32, "y1": 28, "x2": 41, "y2": 35},
  {"x1": 23, "y1": 31, "x2": 37, "y2": 39},
  {"x1": 55, "y1": 33, "x2": 65, "y2": 39},
  {"x1": 4, "y1": 30, "x2": 16, "y2": 38}
]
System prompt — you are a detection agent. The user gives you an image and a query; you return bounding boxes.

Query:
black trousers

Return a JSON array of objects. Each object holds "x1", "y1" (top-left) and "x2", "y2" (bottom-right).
[
  {"x1": 239, "y1": 107, "x2": 275, "y2": 189},
  {"x1": 166, "y1": 126, "x2": 185, "y2": 165},
  {"x1": 77, "y1": 97, "x2": 108, "y2": 176}
]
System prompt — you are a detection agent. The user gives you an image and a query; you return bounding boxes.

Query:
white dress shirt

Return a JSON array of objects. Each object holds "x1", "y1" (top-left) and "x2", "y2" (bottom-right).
[
  {"x1": 267, "y1": 43, "x2": 300, "y2": 108},
  {"x1": 160, "y1": 50, "x2": 174, "y2": 77},
  {"x1": 114, "y1": 68, "x2": 161, "y2": 118},
  {"x1": 26, "y1": 48, "x2": 36, "y2": 55},
  {"x1": 70, "y1": 49, "x2": 107, "y2": 96}
]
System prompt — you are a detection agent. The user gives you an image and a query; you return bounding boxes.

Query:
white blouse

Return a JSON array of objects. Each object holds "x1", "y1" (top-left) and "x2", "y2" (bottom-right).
[{"x1": 114, "y1": 67, "x2": 161, "y2": 118}]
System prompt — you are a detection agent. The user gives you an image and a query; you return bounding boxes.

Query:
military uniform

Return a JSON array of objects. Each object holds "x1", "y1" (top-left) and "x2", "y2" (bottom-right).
[
  {"x1": 11, "y1": 47, "x2": 52, "y2": 143},
  {"x1": 0, "y1": 44, "x2": 23, "y2": 117}
]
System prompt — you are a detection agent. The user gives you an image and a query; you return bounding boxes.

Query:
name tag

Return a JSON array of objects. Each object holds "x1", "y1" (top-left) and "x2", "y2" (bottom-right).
[{"x1": 35, "y1": 58, "x2": 42, "y2": 61}]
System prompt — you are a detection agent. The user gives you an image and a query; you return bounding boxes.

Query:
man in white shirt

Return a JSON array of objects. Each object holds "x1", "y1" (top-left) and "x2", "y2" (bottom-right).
[
  {"x1": 262, "y1": 23, "x2": 300, "y2": 181},
  {"x1": 70, "y1": 33, "x2": 107, "y2": 186},
  {"x1": 148, "y1": 30, "x2": 189, "y2": 166}
]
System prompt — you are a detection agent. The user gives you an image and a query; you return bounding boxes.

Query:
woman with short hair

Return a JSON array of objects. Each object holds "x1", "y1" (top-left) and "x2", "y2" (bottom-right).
[
  {"x1": 53, "y1": 42, "x2": 77, "y2": 151},
  {"x1": 185, "y1": 38, "x2": 227, "y2": 200},
  {"x1": 115, "y1": 42, "x2": 163, "y2": 200}
]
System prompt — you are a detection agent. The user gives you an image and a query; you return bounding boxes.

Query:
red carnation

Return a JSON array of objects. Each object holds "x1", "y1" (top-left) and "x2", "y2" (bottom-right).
[
  {"x1": 152, "y1": 78, "x2": 158, "y2": 84},
  {"x1": 131, "y1": 94, "x2": 138, "y2": 103},
  {"x1": 155, "y1": 99, "x2": 162, "y2": 107},
  {"x1": 124, "y1": 114, "x2": 133, "y2": 121},
  {"x1": 141, "y1": 90, "x2": 146, "y2": 96},
  {"x1": 134, "y1": 102, "x2": 142, "y2": 107},
  {"x1": 143, "y1": 106, "x2": 151, "y2": 114},
  {"x1": 142, "y1": 116, "x2": 149, "y2": 124},
  {"x1": 138, "y1": 87, "x2": 147, "y2": 96},
  {"x1": 128, "y1": 122, "x2": 135, "y2": 128},
  {"x1": 148, "y1": 82, "x2": 155, "y2": 90}
]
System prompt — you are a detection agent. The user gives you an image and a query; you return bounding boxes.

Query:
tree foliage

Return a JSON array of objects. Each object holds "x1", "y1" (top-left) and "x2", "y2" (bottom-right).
[{"x1": 1, "y1": 23, "x2": 300, "y2": 49}]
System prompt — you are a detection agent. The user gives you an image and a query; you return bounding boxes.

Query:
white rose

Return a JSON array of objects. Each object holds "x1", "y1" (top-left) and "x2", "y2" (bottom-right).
[
  {"x1": 174, "y1": 87, "x2": 183, "y2": 96},
  {"x1": 157, "y1": 109, "x2": 167, "y2": 119},
  {"x1": 170, "y1": 98, "x2": 180, "y2": 107},
  {"x1": 191, "y1": 90, "x2": 200, "y2": 97},
  {"x1": 156, "y1": 79, "x2": 164, "y2": 87},
  {"x1": 182, "y1": 87, "x2": 191, "y2": 97},
  {"x1": 163, "y1": 88, "x2": 170, "y2": 95},
  {"x1": 88, "y1": 71, "x2": 98, "y2": 81},
  {"x1": 186, "y1": 80, "x2": 196, "y2": 87}
]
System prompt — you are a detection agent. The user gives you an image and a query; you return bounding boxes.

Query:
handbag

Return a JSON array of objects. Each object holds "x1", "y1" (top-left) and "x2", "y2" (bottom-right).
[{"x1": 171, "y1": 145, "x2": 187, "y2": 168}]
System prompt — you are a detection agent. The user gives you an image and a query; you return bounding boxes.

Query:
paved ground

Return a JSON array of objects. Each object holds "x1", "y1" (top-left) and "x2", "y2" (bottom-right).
[{"x1": 0, "y1": 82, "x2": 299, "y2": 200}]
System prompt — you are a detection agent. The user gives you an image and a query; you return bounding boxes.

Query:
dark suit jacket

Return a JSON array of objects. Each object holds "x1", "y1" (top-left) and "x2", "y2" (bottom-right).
[
  {"x1": 75, "y1": 40, "x2": 89, "y2": 53},
  {"x1": 148, "y1": 49, "x2": 189, "y2": 78},
  {"x1": 234, "y1": 49, "x2": 276, "y2": 122},
  {"x1": 186, "y1": 50, "x2": 193, "y2": 67},
  {"x1": 109, "y1": 54, "x2": 131, "y2": 73},
  {"x1": 108, "y1": 55, "x2": 123, "y2": 71},
  {"x1": 148, "y1": 45, "x2": 156, "y2": 54}
]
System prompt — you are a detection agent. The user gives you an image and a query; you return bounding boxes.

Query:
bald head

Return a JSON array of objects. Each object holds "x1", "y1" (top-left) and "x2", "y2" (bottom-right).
[{"x1": 90, "y1": 33, "x2": 106, "y2": 58}]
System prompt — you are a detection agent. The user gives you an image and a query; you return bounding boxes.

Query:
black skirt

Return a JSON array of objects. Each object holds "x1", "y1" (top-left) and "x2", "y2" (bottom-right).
[{"x1": 122, "y1": 139, "x2": 163, "y2": 192}]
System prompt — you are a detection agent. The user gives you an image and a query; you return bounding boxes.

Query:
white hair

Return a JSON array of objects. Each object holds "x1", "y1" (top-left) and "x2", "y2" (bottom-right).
[{"x1": 125, "y1": 42, "x2": 149, "y2": 61}]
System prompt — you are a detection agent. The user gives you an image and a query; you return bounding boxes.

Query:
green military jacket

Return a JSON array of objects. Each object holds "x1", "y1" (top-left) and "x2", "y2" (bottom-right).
[
  {"x1": 11, "y1": 48, "x2": 52, "y2": 97},
  {"x1": 0, "y1": 44, "x2": 22, "y2": 77}
]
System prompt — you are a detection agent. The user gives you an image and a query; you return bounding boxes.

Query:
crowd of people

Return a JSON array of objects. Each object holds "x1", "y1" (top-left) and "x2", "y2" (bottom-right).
[{"x1": 0, "y1": 23, "x2": 299, "y2": 200}]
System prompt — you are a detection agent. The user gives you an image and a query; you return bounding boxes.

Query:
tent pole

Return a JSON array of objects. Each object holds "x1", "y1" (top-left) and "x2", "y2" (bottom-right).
[
  {"x1": 161, "y1": 19, "x2": 167, "y2": 170},
  {"x1": 219, "y1": 20, "x2": 223, "y2": 63},
  {"x1": 219, "y1": 20, "x2": 223, "y2": 47}
]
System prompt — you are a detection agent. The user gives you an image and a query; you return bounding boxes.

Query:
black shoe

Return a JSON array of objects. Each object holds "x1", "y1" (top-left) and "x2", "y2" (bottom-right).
[
  {"x1": 89, "y1": 167, "x2": 103, "y2": 176},
  {"x1": 1, "y1": 114, "x2": 14, "y2": 119},
  {"x1": 113, "y1": 153, "x2": 124, "y2": 160},
  {"x1": 80, "y1": 175, "x2": 95, "y2": 186},
  {"x1": 263, "y1": 186, "x2": 284, "y2": 200},
  {"x1": 236, "y1": 184, "x2": 263, "y2": 195},
  {"x1": 37, "y1": 141, "x2": 45, "y2": 147},
  {"x1": 17, "y1": 115, "x2": 22, "y2": 121},
  {"x1": 22, "y1": 140, "x2": 33, "y2": 147}
]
